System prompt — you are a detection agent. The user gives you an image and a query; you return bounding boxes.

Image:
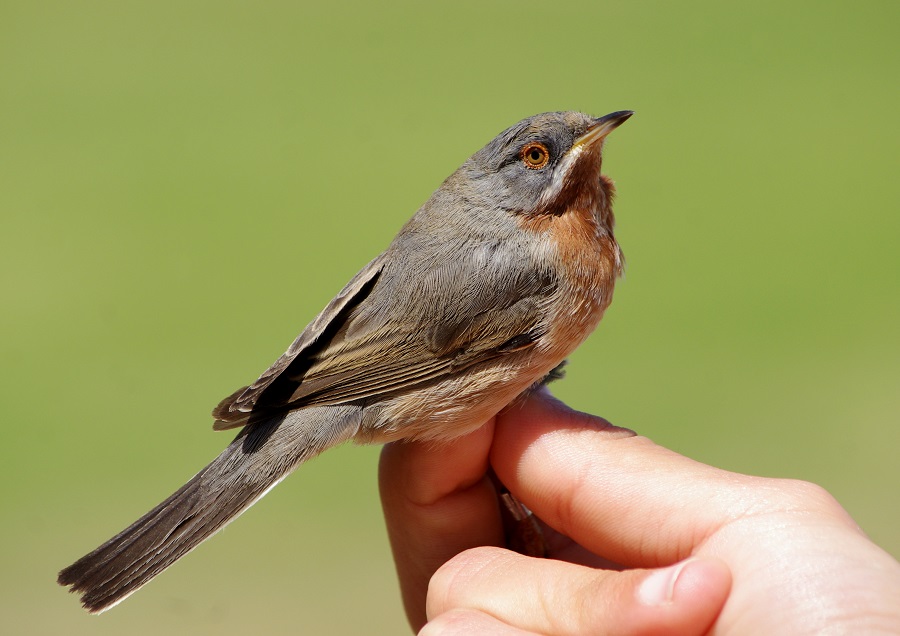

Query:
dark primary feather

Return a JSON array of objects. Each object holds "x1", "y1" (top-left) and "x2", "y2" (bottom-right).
[{"x1": 212, "y1": 257, "x2": 386, "y2": 425}]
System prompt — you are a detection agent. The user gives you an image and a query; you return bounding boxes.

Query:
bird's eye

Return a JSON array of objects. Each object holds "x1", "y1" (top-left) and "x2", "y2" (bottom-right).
[{"x1": 520, "y1": 142, "x2": 550, "y2": 170}]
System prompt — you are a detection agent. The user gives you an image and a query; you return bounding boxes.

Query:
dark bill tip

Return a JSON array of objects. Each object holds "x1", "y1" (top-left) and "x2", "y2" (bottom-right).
[
  {"x1": 594, "y1": 110, "x2": 634, "y2": 130},
  {"x1": 573, "y1": 110, "x2": 634, "y2": 149}
]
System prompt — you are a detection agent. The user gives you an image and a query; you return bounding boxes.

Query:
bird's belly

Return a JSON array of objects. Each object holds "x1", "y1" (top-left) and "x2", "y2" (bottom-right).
[
  {"x1": 354, "y1": 353, "x2": 550, "y2": 443},
  {"x1": 355, "y1": 278, "x2": 613, "y2": 445}
]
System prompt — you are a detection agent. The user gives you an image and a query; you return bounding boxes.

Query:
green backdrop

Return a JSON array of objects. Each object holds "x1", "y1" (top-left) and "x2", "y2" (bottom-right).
[{"x1": 2, "y1": 1, "x2": 897, "y2": 634}]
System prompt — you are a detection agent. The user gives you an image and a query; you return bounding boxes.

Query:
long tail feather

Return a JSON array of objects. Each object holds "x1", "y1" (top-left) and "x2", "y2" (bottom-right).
[{"x1": 58, "y1": 405, "x2": 360, "y2": 613}]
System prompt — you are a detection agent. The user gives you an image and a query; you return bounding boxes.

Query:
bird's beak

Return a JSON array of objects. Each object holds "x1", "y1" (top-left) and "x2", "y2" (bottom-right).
[
  {"x1": 537, "y1": 110, "x2": 633, "y2": 213},
  {"x1": 572, "y1": 110, "x2": 634, "y2": 150}
]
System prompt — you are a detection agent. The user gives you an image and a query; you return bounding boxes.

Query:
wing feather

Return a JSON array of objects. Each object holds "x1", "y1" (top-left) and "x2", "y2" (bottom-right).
[{"x1": 213, "y1": 237, "x2": 558, "y2": 429}]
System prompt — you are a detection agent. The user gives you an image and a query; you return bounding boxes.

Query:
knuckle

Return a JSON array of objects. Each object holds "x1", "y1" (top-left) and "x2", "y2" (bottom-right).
[
  {"x1": 571, "y1": 574, "x2": 609, "y2": 627},
  {"x1": 746, "y1": 478, "x2": 855, "y2": 526},
  {"x1": 774, "y1": 478, "x2": 844, "y2": 513}
]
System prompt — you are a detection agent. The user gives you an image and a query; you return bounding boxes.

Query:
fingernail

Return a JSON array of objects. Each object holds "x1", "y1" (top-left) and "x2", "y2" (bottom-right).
[{"x1": 636, "y1": 558, "x2": 695, "y2": 606}]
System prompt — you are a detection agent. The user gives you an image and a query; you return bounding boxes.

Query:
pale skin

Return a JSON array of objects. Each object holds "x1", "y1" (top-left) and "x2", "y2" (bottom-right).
[{"x1": 379, "y1": 387, "x2": 900, "y2": 635}]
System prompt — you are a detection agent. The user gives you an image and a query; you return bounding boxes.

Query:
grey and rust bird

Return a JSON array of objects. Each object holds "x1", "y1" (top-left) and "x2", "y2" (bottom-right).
[{"x1": 58, "y1": 109, "x2": 633, "y2": 613}]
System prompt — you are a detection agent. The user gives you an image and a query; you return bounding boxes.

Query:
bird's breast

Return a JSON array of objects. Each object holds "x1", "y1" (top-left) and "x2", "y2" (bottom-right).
[{"x1": 523, "y1": 205, "x2": 622, "y2": 360}]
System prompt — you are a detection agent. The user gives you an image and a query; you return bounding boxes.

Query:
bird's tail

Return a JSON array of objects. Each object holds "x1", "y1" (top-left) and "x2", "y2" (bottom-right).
[{"x1": 58, "y1": 405, "x2": 361, "y2": 613}]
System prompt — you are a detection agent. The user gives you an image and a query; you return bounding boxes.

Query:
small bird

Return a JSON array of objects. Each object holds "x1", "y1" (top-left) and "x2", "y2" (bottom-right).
[{"x1": 58, "y1": 109, "x2": 632, "y2": 613}]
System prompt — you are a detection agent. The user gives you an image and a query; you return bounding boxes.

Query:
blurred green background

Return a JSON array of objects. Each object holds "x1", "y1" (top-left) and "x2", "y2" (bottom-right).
[{"x1": 2, "y1": 0, "x2": 897, "y2": 633}]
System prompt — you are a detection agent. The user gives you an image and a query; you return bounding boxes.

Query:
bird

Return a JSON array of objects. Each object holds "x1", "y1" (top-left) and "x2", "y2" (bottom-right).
[{"x1": 58, "y1": 109, "x2": 633, "y2": 613}]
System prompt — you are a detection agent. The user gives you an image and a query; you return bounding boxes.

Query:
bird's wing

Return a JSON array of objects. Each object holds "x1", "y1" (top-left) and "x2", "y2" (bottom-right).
[
  {"x1": 213, "y1": 239, "x2": 556, "y2": 430},
  {"x1": 212, "y1": 256, "x2": 385, "y2": 426}
]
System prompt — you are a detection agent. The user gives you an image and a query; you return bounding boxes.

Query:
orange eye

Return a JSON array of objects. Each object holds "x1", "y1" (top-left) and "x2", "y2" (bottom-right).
[{"x1": 520, "y1": 142, "x2": 550, "y2": 170}]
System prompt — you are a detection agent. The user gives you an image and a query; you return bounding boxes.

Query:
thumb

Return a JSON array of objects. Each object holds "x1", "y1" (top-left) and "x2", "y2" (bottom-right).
[{"x1": 426, "y1": 547, "x2": 732, "y2": 635}]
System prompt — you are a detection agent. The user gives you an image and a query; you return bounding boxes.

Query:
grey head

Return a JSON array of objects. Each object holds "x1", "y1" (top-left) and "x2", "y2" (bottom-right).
[{"x1": 449, "y1": 110, "x2": 633, "y2": 220}]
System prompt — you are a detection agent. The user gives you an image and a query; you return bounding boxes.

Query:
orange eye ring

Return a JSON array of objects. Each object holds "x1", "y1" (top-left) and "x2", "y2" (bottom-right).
[{"x1": 520, "y1": 142, "x2": 550, "y2": 170}]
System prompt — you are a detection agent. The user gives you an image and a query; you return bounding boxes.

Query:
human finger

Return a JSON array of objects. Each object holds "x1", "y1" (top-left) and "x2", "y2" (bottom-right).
[
  {"x1": 419, "y1": 608, "x2": 540, "y2": 636},
  {"x1": 491, "y1": 389, "x2": 765, "y2": 567},
  {"x1": 380, "y1": 418, "x2": 504, "y2": 630},
  {"x1": 426, "y1": 546, "x2": 731, "y2": 636}
]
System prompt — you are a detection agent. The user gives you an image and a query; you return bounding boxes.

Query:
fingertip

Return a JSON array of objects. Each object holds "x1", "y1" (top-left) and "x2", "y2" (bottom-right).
[
  {"x1": 669, "y1": 556, "x2": 732, "y2": 608},
  {"x1": 492, "y1": 388, "x2": 635, "y2": 472},
  {"x1": 630, "y1": 557, "x2": 732, "y2": 635},
  {"x1": 637, "y1": 557, "x2": 731, "y2": 607}
]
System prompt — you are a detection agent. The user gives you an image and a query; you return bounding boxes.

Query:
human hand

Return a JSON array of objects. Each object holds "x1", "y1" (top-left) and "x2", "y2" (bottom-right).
[{"x1": 379, "y1": 388, "x2": 900, "y2": 634}]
